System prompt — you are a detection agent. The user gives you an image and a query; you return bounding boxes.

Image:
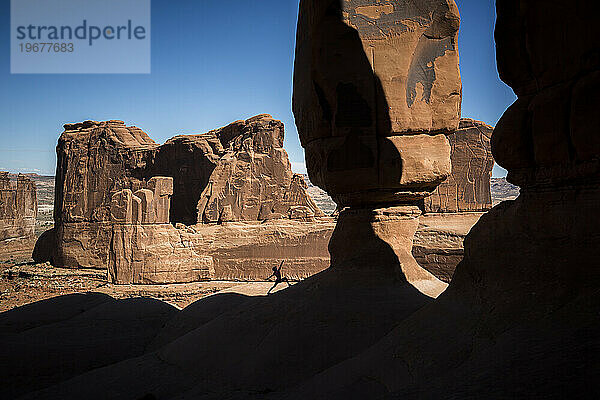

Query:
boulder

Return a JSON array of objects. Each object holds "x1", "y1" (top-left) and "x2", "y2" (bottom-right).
[
  {"x1": 293, "y1": 0, "x2": 458, "y2": 294},
  {"x1": 282, "y1": 1, "x2": 600, "y2": 398},
  {"x1": 493, "y1": 0, "x2": 600, "y2": 186}
]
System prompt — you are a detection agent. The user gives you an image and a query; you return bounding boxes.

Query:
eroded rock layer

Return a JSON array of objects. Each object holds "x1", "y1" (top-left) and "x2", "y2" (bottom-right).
[
  {"x1": 196, "y1": 115, "x2": 323, "y2": 223},
  {"x1": 0, "y1": 173, "x2": 37, "y2": 242},
  {"x1": 7, "y1": 1, "x2": 599, "y2": 398},
  {"x1": 412, "y1": 212, "x2": 484, "y2": 282},
  {"x1": 493, "y1": 0, "x2": 600, "y2": 187},
  {"x1": 38, "y1": 116, "x2": 325, "y2": 284},
  {"x1": 293, "y1": 0, "x2": 461, "y2": 206},
  {"x1": 55, "y1": 120, "x2": 158, "y2": 225},
  {"x1": 293, "y1": 0, "x2": 460, "y2": 298},
  {"x1": 425, "y1": 118, "x2": 494, "y2": 212}
]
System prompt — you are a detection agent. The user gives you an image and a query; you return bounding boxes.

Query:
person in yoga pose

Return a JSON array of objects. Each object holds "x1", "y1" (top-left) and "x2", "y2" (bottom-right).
[{"x1": 266, "y1": 261, "x2": 290, "y2": 294}]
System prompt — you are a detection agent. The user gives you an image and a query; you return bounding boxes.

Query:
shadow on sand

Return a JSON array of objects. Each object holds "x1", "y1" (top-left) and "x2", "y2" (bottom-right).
[{"x1": 1, "y1": 213, "x2": 434, "y2": 399}]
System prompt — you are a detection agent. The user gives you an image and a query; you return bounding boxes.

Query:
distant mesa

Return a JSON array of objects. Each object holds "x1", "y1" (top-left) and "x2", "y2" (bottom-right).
[{"x1": 0, "y1": 172, "x2": 37, "y2": 245}]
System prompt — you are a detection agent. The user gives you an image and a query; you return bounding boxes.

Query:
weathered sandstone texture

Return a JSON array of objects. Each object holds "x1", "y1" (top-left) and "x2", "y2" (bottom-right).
[
  {"x1": 2, "y1": 3, "x2": 461, "y2": 397},
  {"x1": 37, "y1": 116, "x2": 326, "y2": 284},
  {"x1": 107, "y1": 179, "x2": 214, "y2": 285},
  {"x1": 412, "y1": 212, "x2": 484, "y2": 282},
  {"x1": 330, "y1": 206, "x2": 446, "y2": 297},
  {"x1": 195, "y1": 115, "x2": 322, "y2": 222},
  {"x1": 191, "y1": 219, "x2": 334, "y2": 281},
  {"x1": 417, "y1": 119, "x2": 493, "y2": 280},
  {"x1": 49, "y1": 120, "x2": 186, "y2": 280},
  {"x1": 293, "y1": 0, "x2": 461, "y2": 207},
  {"x1": 0, "y1": 173, "x2": 37, "y2": 242},
  {"x1": 293, "y1": 0, "x2": 462, "y2": 295},
  {"x1": 425, "y1": 118, "x2": 494, "y2": 212}
]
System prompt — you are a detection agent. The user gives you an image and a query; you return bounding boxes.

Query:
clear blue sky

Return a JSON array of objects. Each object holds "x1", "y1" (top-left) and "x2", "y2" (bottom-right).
[{"x1": 0, "y1": 0, "x2": 515, "y2": 177}]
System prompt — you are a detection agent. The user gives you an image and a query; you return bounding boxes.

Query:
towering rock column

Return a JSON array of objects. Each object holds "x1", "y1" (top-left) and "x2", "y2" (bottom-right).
[
  {"x1": 283, "y1": 4, "x2": 600, "y2": 398},
  {"x1": 476, "y1": 0, "x2": 600, "y2": 301},
  {"x1": 494, "y1": 0, "x2": 600, "y2": 188},
  {"x1": 293, "y1": 0, "x2": 461, "y2": 295}
]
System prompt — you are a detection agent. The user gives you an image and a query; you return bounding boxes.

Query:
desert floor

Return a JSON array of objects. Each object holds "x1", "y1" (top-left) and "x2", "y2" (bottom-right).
[{"x1": 0, "y1": 241, "x2": 288, "y2": 312}]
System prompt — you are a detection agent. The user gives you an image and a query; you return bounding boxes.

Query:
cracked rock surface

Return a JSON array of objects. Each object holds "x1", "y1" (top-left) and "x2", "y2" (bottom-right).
[{"x1": 35, "y1": 116, "x2": 326, "y2": 284}]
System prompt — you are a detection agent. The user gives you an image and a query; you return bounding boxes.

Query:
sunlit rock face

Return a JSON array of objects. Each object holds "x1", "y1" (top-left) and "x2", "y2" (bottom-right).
[
  {"x1": 425, "y1": 118, "x2": 494, "y2": 213},
  {"x1": 293, "y1": 0, "x2": 461, "y2": 207},
  {"x1": 0, "y1": 173, "x2": 37, "y2": 242},
  {"x1": 293, "y1": 0, "x2": 460, "y2": 299},
  {"x1": 194, "y1": 115, "x2": 323, "y2": 223}
]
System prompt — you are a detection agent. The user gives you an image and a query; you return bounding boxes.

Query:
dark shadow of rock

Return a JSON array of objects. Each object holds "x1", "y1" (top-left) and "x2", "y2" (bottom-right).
[
  {"x1": 148, "y1": 293, "x2": 252, "y2": 351},
  {"x1": 0, "y1": 295, "x2": 177, "y2": 399},
  {"x1": 282, "y1": 186, "x2": 600, "y2": 399},
  {"x1": 11, "y1": 213, "x2": 435, "y2": 400},
  {"x1": 0, "y1": 293, "x2": 112, "y2": 337},
  {"x1": 32, "y1": 227, "x2": 56, "y2": 264}
]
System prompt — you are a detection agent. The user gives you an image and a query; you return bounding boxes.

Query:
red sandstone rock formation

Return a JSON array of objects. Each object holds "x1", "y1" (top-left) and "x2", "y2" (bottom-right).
[
  {"x1": 8, "y1": 1, "x2": 594, "y2": 399},
  {"x1": 278, "y1": 1, "x2": 600, "y2": 397},
  {"x1": 36, "y1": 116, "x2": 326, "y2": 284},
  {"x1": 195, "y1": 115, "x2": 322, "y2": 223},
  {"x1": 293, "y1": 0, "x2": 462, "y2": 296},
  {"x1": 107, "y1": 179, "x2": 214, "y2": 284},
  {"x1": 1, "y1": 0, "x2": 600, "y2": 400},
  {"x1": 425, "y1": 118, "x2": 494, "y2": 212},
  {"x1": 0, "y1": 172, "x2": 37, "y2": 242},
  {"x1": 294, "y1": 0, "x2": 460, "y2": 207},
  {"x1": 418, "y1": 118, "x2": 495, "y2": 280},
  {"x1": 3, "y1": 3, "x2": 462, "y2": 398},
  {"x1": 49, "y1": 120, "x2": 163, "y2": 270}
]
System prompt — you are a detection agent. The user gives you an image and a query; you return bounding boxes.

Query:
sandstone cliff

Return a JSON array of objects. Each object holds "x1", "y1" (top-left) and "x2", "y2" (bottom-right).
[
  {"x1": 425, "y1": 118, "x2": 494, "y2": 212},
  {"x1": 36, "y1": 116, "x2": 326, "y2": 284},
  {"x1": 0, "y1": 172, "x2": 37, "y2": 242},
  {"x1": 194, "y1": 115, "x2": 322, "y2": 223}
]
